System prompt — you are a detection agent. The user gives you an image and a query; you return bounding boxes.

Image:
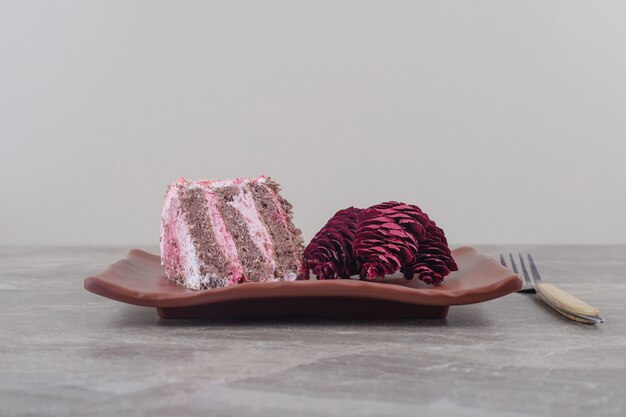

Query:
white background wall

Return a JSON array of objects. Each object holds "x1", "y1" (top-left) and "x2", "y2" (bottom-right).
[{"x1": 1, "y1": 1, "x2": 625, "y2": 247}]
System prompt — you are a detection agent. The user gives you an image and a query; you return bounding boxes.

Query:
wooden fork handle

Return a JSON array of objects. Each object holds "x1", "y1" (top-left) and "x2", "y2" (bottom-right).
[{"x1": 536, "y1": 283, "x2": 600, "y2": 318}]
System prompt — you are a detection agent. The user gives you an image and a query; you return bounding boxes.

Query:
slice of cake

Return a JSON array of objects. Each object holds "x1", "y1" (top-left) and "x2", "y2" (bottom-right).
[{"x1": 160, "y1": 176, "x2": 304, "y2": 290}]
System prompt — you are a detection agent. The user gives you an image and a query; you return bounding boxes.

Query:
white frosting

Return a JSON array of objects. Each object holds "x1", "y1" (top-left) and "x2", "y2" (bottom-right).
[
  {"x1": 191, "y1": 176, "x2": 266, "y2": 189},
  {"x1": 283, "y1": 271, "x2": 298, "y2": 281},
  {"x1": 176, "y1": 208, "x2": 203, "y2": 290},
  {"x1": 160, "y1": 183, "x2": 205, "y2": 290},
  {"x1": 266, "y1": 272, "x2": 298, "y2": 282}
]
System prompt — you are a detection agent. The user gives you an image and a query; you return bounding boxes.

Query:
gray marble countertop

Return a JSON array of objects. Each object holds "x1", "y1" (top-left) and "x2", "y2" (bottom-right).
[{"x1": 1, "y1": 245, "x2": 625, "y2": 417}]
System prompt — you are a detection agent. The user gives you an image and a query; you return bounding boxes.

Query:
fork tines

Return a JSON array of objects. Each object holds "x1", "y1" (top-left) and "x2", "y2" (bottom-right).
[{"x1": 499, "y1": 253, "x2": 537, "y2": 293}]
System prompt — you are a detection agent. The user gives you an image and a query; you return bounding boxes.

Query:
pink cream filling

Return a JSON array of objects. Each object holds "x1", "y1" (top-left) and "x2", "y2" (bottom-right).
[
  {"x1": 160, "y1": 185, "x2": 182, "y2": 278},
  {"x1": 160, "y1": 183, "x2": 203, "y2": 289}
]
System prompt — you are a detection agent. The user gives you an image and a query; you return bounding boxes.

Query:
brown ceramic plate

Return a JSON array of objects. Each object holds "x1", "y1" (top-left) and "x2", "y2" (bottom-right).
[
  {"x1": 84, "y1": 246, "x2": 522, "y2": 319},
  {"x1": 84, "y1": 247, "x2": 521, "y2": 319}
]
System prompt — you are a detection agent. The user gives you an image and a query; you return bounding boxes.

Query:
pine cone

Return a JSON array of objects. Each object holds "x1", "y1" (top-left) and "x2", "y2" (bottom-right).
[
  {"x1": 401, "y1": 223, "x2": 458, "y2": 285},
  {"x1": 354, "y1": 201, "x2": 457, "y2": 285},
  {"x1": 354, "y1": 202, "x2": 425, "y2": 279},
  {"x1": 301, "y1": 207, "x2": 362, "y2": 279}
]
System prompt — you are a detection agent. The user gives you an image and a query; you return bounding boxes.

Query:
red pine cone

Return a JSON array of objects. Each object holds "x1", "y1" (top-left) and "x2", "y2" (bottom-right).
[
  {"x1": 301, "y1": 207, "x2": 362, "y2": 280},
  {"x1": 401, "y1": 223, "x2": 458, "y2": 285},
  {"x1": 354, "y1": 201, "x2": 457, "y2": 285},
  {"x1": 354, "y1": 202, "x2": 426, "y2": 279}
]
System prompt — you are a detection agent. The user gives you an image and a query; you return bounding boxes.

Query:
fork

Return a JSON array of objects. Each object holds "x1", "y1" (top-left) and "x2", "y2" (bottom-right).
[{"x1": 500, "y1": 253, "x2": 604, "y2": 325}]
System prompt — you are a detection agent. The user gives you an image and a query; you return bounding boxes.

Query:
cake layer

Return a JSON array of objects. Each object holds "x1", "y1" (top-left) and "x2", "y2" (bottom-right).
[
  {"x1": 200, "y1": 187, "x2": 243, "y2": 278},
  {"x1": 249, "y1": 179, "x2": 303, "y2": 280}
]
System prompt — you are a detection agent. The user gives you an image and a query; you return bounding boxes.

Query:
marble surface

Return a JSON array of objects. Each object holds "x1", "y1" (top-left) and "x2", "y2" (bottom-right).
[{"x1": 1, "y1": 246, "x2": 625, "y2": 417}]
